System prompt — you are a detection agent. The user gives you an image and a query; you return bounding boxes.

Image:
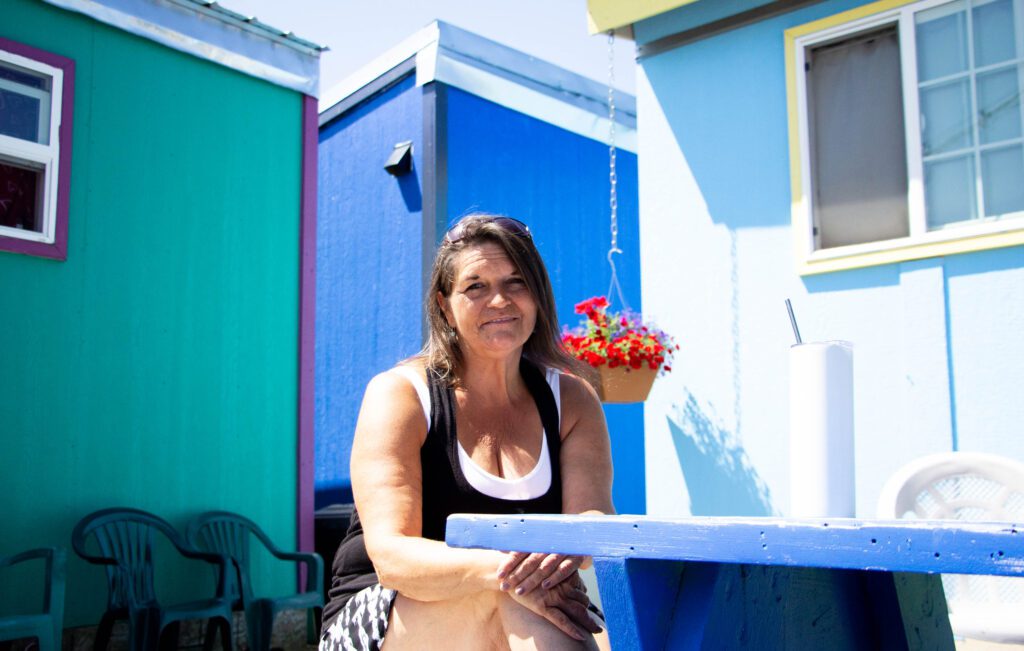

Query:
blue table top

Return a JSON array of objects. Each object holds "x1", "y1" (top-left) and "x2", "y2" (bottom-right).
[{"x1": 445, "y1": 514, "x2": 1024, "y2": 576}]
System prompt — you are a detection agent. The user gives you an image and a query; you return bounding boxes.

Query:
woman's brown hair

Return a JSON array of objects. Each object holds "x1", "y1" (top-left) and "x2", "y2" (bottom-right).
[{"x1": 416, "y1": 214, "x2": 586, "y2": 384}]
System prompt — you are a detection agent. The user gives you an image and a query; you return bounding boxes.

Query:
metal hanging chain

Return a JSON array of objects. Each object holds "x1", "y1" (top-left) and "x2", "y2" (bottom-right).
[{"x1": 606, "y1": 30, "x2": 629, "y2": 311}]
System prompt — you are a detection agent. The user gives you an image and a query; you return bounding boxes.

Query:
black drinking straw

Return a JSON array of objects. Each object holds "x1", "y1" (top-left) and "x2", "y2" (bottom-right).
[{"x1": 785, "y1": 298, "x2": 803, "y2": 345}]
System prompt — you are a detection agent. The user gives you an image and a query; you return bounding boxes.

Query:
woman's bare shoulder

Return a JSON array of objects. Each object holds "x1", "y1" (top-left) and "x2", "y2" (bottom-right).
[
  {"x1": 393, "y1": 357, "x2": 428, "y2": 373},
  {"x1": 554, "y1": 371, "x2": 602, "y2": 436},
  {"x1": 557, "y1": 371, "x2": 600, "y2": 405},
  {"x1": 356, "y1": 364, "x2": 429, "y2": 447},
  {"x1": 372, "y1": 358, "x2": 426, "y2": 383},
  {"x1": 362, "y1": 360, "x2": 428, "y2": 406}
]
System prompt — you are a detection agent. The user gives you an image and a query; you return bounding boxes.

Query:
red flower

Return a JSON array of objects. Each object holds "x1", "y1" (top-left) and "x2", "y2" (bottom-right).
[
  {"x1": 562, "y1": 296, "x2": 678, "y2": 376},
  {"x1": 574, "y1": 296, "x2": 609, "y2": 315}
]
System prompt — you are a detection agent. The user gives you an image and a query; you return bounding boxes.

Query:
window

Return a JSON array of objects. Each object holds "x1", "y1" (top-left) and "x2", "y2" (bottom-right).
[
  {"x1": 0, "y1": 37, "x2": 74, "y2": 260},
  {"x1": 787, "y1": 0, "x2": 1024, "y2": 273}
]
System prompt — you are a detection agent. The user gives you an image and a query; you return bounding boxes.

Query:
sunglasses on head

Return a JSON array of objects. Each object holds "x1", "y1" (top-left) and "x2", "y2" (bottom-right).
[{"x1": 443, "y1": 217, "x2": 531, "y2": 244}]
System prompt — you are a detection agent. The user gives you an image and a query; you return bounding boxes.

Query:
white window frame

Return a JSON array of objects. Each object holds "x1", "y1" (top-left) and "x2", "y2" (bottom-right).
[
  {"x1": 0, "y1": 47, "x2": 63, "y2": 246},
  {"x1": 789, "y1": 0, "x2": 1024, "y2": 274}
]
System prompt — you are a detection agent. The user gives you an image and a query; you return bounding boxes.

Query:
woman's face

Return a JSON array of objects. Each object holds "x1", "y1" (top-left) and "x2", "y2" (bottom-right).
[{"x1": 439, "y1": 242, "x2": 538, "y2": 360}]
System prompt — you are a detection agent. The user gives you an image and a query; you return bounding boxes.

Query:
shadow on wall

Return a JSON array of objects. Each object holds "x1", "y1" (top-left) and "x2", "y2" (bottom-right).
[
  {"x1": 667, "y1": 393, "x2": 776, "y2": 516},
  {"x1": 397, "y1": 161, "x2": 422, "y2": 212},
  {"x1": 640, "y1": 44, "x2": 792, "y2": 230}
]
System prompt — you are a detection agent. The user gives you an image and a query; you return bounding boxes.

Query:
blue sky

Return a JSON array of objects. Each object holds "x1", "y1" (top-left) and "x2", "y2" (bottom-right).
[{"x1": 223, "y1": 0, "x2": 637, "y2": 96}]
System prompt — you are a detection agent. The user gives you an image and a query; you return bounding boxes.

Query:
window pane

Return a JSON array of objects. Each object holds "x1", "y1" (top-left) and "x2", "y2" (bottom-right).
[
  {"x1": 921, "y1": 78, "x2": 973, "y2": 154},
  {"x1": 0, "y1": 159, "x2": 43, "y2": 233},
  {"x1": 982, "y1": 145, "x2": 1024, "y2": 216},
  {"x1": 973, "y1": 0, "x2": 1018, "y2": 67},
  {"x1": 808, "y1": 26, "x2": 909, "y2": 248},
  {"x1": 0, "y1": 87, "x2": 44, "y2": 142},
  {"x1": 977, "y1": 65, "x2": 1022, "y2": 144},
  {"x1": 925, "y1": 154, "x2": 978, "y2": 227},
  {"x1": 0, "y1": 61, "x2": 52, "y2": 144},
  {"x1": 916, "y1": 1, "x2": 969, "y2": 82},
  {"x1": 0, "y1": 63, "x2": 47, "y2": 90}
]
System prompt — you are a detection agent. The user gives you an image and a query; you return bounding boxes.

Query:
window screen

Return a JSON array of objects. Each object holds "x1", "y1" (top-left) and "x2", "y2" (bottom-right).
[{"x1": 807, "y1": 26, "x2": 910, "y2": 248}]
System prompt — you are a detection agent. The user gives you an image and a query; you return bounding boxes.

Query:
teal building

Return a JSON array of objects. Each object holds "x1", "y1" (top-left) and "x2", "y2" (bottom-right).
[{"x1": 0, "y1": 0, "x2": 321, "y2": 626}]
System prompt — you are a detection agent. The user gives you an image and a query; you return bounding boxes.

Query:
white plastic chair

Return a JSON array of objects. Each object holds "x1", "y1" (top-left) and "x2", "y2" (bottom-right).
[{"x1": 877, "y1": 451, "x2": 1024, "y2": 643}]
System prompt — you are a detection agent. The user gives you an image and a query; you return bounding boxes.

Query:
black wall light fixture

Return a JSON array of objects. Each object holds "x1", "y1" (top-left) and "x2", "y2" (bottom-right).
[{"x1": 384, "y1": 140, "x2": 413, "y2": 176}]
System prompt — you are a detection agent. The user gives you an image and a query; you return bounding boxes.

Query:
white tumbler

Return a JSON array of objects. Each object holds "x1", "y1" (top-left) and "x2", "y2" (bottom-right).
[{"x1": 789, "y1": 341, "x2": 854, "y2": 517}]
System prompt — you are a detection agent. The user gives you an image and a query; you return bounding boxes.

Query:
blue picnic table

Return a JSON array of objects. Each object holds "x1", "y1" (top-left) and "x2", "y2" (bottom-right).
[{"x1": 445, "y1": 514, "x2": 1024, "y2": 650}]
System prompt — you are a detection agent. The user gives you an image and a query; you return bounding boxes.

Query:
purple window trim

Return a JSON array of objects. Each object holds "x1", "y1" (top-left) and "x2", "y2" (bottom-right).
[
  {"x1": 297, "y1": 94, "x2": 317, "y2": 583},
  {"x1": 0, "y1": 36, "x2": 74, "y2": 261}
]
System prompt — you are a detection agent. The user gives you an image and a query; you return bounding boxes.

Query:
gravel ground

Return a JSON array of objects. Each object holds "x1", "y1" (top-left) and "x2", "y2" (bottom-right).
[{"x1": 24, "y1": 609, "x2": 322, "y2": 651}]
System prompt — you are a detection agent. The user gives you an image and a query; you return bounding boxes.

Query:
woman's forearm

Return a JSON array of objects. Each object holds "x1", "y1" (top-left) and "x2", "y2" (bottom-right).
[{"x1": 369, "y1": 534, "x2": 506, "y2": 602}]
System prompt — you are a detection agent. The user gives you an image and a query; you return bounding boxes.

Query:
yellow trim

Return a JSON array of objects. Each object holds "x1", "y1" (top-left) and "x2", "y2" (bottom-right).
[
  {"x1": 784, "y1": 0, "x2": 918, "y2": 39},
  {"x1": 784, "y1": 0, "x2": 1024, "y2": 276},
  {"x1": 586, "y1": 0, "x2": 701, "y2": 34},
  {"x1": 798, "y1": 230, "x2": 1024, "y2": 275},
  {"x1": 785, "y1": 30, "x2": 802, "y2": 239}
]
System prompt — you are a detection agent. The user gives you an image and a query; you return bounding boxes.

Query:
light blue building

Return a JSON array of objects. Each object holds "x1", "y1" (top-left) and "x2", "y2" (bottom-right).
[
  {"x1": 586, "y1": 0, "x2": 1024, "y2": 517},
  {"x1": 315, "y1": 22, "x2": 646, "y2": 517}
]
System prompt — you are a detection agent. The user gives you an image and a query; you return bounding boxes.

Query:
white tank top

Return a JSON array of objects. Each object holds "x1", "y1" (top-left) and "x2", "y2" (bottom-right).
[{"x1": 392, "y1": 365, "x2": 560, "y2": 501}]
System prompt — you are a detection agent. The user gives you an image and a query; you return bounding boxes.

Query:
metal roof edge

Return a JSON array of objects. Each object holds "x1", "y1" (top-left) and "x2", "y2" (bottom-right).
[
  {"x1": 318, "y1": 20, "x2": 636, "y2": 150},
  {"x1": 43, "y1": 0, "x2": 322, "y2": 96},
  {"x1": 169, "y1": 0, "x2": 326, "y2": 54},
  {"x1": 431, "y1": 21, "x2": 636, "y2": 119},
  {"x1": 319, "y1": 22, "x2": 440, "y2": 115}
]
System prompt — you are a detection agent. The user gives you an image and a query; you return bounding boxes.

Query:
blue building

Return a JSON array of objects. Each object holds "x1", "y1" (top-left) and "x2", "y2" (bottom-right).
[
  {"x1": 586, "y1": 0, "x2": 1024, "y2": 517},
  {"x1": 315, "y1": 21, "x2": 646, "y2": 516}
]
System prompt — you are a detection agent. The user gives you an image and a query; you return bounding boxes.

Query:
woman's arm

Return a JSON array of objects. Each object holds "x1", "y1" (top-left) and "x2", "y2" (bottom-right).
[
  {"x1": 558, "y1": 372, "x2": 616, "y2": 516},
  {"x1": 351, "y1": 369, "x2": 506, "y2": 602},
  {"x1": 499, "y1": 372, "x2": 615, "y2": 593}
]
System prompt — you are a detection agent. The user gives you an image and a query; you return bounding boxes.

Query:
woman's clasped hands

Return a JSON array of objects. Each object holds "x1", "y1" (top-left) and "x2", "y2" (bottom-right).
[{"x1": 496, "y1": 552, "x2": 602, "y2": 641}]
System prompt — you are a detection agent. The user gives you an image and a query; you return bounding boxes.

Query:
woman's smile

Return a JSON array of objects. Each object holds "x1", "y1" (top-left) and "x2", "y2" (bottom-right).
[{"x1": 481, "y1": 315, "x2": 519, "y2": 327}]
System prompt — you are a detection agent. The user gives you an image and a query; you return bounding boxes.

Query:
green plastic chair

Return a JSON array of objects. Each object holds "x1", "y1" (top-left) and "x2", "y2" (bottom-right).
[
  {"x1": 187, "y1": 511, "x2": 324, "y2": 651},
  {"x1": 0, "y1": 547, "x2": 66, "y2": 651},
  {"x1": 72, "y1": 507, "x2": 234, "y2": 650}
]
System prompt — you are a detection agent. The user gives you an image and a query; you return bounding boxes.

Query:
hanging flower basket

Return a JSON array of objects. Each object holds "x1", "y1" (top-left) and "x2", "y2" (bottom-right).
[
  {"x1": 596, "y1": 365, "x2": 659, "y2": 404},
  {"x1": 562, "y1": 296, "x2": 678, "y2": 404}
]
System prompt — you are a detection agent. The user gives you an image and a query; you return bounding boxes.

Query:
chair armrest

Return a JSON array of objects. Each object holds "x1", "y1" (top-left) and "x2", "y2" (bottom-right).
[
  {"x1": 176, "y1": 546, "x2": 232, "y2": 566},
  {"x1": 266, "y1": 550, "x2": 324, "y2": 594},
  {"x1": 71, "y1": 548, "x2": 120, "y2": 567},
  {"x1": 254, "y1": 529, "x2": 324, "y2": 595},
  {"x1": 0, "y1": 547, "x2": 67, "y2": 616},
  {"x1": 171, "y1": 540, "x2": 237, "y2": 599},
  {"x1": 169, "y1": 531, "x2": 233, "y2": 566},
  {"x1": 71, "y1": 528, "x2": 121, "y2": 568},
  {"x1": 1, "y1": 547, "x2": 53, "y2": 568},
  {"x1": 226, "y1": 556, "x2": 252, "y2": 607}
]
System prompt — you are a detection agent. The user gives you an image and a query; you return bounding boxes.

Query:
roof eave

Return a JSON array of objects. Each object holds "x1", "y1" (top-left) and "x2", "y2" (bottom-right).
[
  {"x1": 43, "y1": 0, "x2": 323, "y2": 95},
  {"x1": 319, "y1": 21, "x2": 638, "y2": 152},
  {"x1": 586, "y1": 0, "x2": 701, "y2": 33}
]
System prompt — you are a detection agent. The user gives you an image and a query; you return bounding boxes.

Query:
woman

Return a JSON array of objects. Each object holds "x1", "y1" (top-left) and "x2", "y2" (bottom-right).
[{"x1": 320, "y1": 215, "x2": 614, "y2": 650}]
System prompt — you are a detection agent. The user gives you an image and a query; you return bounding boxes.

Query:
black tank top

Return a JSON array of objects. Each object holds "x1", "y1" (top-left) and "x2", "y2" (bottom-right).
[{"x1": 321, "y1": 358, "x2": 563, "y2": 629}]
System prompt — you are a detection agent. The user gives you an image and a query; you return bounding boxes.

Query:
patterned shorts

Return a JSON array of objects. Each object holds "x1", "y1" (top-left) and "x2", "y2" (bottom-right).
[
  {"x1": 319, "y1": 584, "x2": 397, "y2": 651},
  {"x1": 319, "y1": 583, "x2": 605, "y2": 650}
]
